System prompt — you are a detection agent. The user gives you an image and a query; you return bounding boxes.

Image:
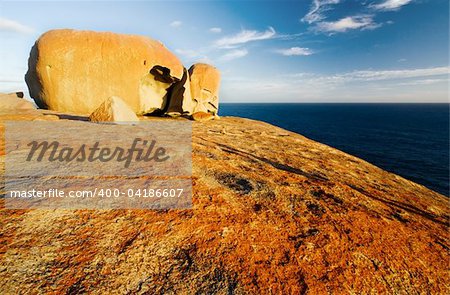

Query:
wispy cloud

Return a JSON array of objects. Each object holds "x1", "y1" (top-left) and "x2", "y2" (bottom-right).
[
  {"x1": 398, "y1": 78, "x2": 448, "y2": 86},
  {"x1": 169, "y1": 20, "x2": 182, "y2": 28},
  {"x1": 223, "y1": 66, "x2": 449, "y2": 102},
  {"x1": 181, "y1": 26, "x2": 302, "y2": 63},
  {"x1": 0, "y1": 17, "x2": 34, "y2": 34},
  {"x1": 336, "y1": 67, "x2": 450, "y2": 81},
  {"x1": 175, "y1": 49, "x2": 201, "y2": 59},
  {"x1": 219, "y1": 49, "x2": 248, "y2": 61},
  {"x1": 209, "y1": 27, "x2": 222, "y2": 33},
  {"x1": 301, "y1": 0, "x2": 341, "y2": 24},
  {"x1": 371, "y1": 0, "x2": 413, "y2": 11},
  {"x1": 175, "y1": 48, "x2": 212, "y2": 64},
  {"x1": 275, "y1": 47, "x2": 314, "y2": 56},
  {"x1": 288, "y1": 66, "x2": 450, "y2": 83},
  {"x1": 301, "y1": 0, "x2": 412, "y2": 34},
  {"x1": 214, "y1": 27, "x2": 276, "y2": 48},
  {"x1": 276, "y1": 32, "x2": 305, "y2": 41},
  {"x1": 314, "y1": 15, "x2": 379, "y2": 33}
]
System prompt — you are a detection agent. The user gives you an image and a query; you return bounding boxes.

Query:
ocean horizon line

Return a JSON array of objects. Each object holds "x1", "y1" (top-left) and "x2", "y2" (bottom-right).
[{"x1": 221, "y1": 101, "x2": 450, "y2": 104}]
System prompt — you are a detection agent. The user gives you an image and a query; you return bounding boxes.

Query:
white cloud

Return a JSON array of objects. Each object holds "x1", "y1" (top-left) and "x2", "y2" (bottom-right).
[
  {"x1": 288, "y1": 66, "x2": 450, "y2": 84},
  {"x1": 222, "y1": 66, "x2": 449, "y2": 102},
  {"x1": 275, "y1": 47, "x2": 314, "y2": 56},
  {"x1": 315, "y1": 15, "x2": 379, "y2": 33},
  {"x1": 301, "y1": 0, "x2": 341, "y2": 24},
  {"x1": 209, "y1": 27, "x2": 222, "y2": 33},
  {"x1": 169, "y1": 20, "x2": 182, "y2": 28},
  {"x1": 337, "y1": 67, "x2": 450, "y2": 81},
  {"x1": 219, "y1": 49, "x2": 248, "y2": 61},
  {"x1": 175, "y1": 49, "x2": 201, "y2": 59},
  {"x1": 276, "y1": 32, "x2": 305, "y2": 41},
  {"x1": 0, "y1": 17, "x2": 34, "y2": 34},
  {"x1": 175, "y1": 48, "x2": 212, "y2": 64},
  {"x1": 301, "y1": 0, "x2": 412, "y2": 35},
  {"x1": 398, "y1": 78, "x2": 448, "y2": 86},
  {"x1": 214, "y1": 27, "x2": 276, "y2": 48},
  {"x1": 371, "y1": 0, "x2": 413, "y2": 11}
]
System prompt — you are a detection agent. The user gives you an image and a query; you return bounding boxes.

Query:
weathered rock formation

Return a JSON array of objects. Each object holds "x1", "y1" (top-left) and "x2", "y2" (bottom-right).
[
  {"x1": 0, "y1": 92, "x2": 36, "y2": 113},
  {"x1": 0, "y1": 106, "x2": 448, "y2": 294},
  {"x1": 192, "y1": 111, "x2": 215, "y2": 122},
  {"x1": 164, "y1": 68, "x2": 195, "y2": 117},
  {"x1": 25, "y1": 30, "x2": 221, "y2": 119},
  {"x1": 189, "y1": 63, "x2": 221, "y2": 115},
  {"x1": 89, "y1": 96, "x2": 139, "y2": 123},
  {"x1": 25, "y1": 29, "x2": 185, "y2": 115}
]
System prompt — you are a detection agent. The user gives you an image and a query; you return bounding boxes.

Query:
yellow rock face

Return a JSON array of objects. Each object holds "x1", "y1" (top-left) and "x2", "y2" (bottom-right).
[
  {"x1": 188, "y1": 63, "x2": 220, "y2": 115},
  {"x1": 25, "y1": 29, "x2": 184, "y2": 115}
]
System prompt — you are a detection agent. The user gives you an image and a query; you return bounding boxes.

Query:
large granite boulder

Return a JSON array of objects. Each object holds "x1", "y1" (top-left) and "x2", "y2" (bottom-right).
[
  {"x1": 89, "y1": 96, "x2": 139, "y2": 123},
  {"x1": 188, "y1": 63, "x2": 220, "y2": 115},
  {"x1": 25, "y1": 29, "x2": 184, "y2": 115}
]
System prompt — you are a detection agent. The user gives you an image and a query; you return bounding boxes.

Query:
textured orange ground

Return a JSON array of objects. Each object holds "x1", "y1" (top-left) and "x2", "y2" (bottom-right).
[{"x1": 0, "y1": 111, "x2": 448, "y2": 294}]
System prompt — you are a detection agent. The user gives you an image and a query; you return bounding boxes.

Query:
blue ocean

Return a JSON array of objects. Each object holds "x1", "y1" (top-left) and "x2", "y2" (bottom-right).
[{"x1": 220, "y1": 104, "x2": 449, "y2": 196}]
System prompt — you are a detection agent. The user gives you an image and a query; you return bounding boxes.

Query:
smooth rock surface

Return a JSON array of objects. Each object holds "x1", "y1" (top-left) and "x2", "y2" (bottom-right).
[
  {"x1": 0, "y1": 112, "x2": 448, "y2": 294},
  {"x1": 89, "y1": 96, "x2": 139, "y2": 123},
  {"x1": 0, "y1": 93, "x2": 36, "y2": 113},
  {"x1": 25, "y1": 29, "x2": 184, "y2": 115},
  {"x1": 189, "y1": 63, "x2": 220, "y2": 115}
]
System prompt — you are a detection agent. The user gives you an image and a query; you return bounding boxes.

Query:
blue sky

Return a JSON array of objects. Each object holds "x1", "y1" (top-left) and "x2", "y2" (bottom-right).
[{"x1": 0, "y1": 0, "x2": 448, "y2": 102}]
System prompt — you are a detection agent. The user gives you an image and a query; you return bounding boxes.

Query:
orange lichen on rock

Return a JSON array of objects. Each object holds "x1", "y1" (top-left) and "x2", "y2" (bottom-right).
[{"x1": 0, "y1": 110, "x2": 448, "y2": 294}]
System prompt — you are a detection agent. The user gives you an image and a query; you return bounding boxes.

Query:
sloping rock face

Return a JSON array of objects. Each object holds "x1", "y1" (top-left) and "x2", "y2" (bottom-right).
[
  {"x1": 89, "y1": 96, "x2": 139, "y2": 123},
  {"x1": 0, "y1": 92, "x2": 36, "y2": 113},
  {"x1": 25, "y1": 29, "x2": 184, "y2": 115},
  {"x1": 0, "y1": 111, "x2": 448, "y2": 294},
  {"x1": 189, "y1": 63, "x2": 220, "y2": 115}
]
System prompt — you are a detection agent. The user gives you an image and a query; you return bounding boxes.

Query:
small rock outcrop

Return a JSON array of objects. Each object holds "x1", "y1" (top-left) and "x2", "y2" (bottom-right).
[
  {"x1": 88, "y1": 96, "x2": 139, "y2": 123},
  {"x1": 25, "y1": 29, "x2": 184, "y2": 115},
  {"x1": 189, "y1": 63, "x2": 220, "y2": 115},
  {"x1": 192, "y1": 111, "x2": 215, "y2": 122},
  {"x1": 0, "y1": 92, "x2": 36, "y2": 113}
]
